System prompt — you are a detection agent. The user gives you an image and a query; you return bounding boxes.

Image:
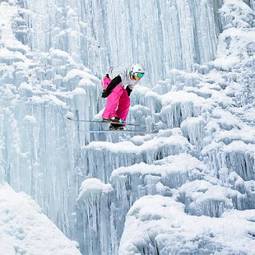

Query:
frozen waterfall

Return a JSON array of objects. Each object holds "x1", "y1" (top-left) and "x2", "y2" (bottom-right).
[
  {"x1": 0, "y1": 0, "x2": 255, "y2": 254},
  {"x1": 17, "y1": 0, "x2": 223, "y2": 83}
]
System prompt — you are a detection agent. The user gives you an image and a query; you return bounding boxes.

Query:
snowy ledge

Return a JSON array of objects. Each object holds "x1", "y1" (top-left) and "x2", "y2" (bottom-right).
[
  {"x1": 111, "y1": 153, "x2": 205, "y2": 181},
  {"x1": 83, "y1": 133, "x2": 191, "y2": 154},
  {"x1": 119, "y1": 195, "x2": 255, "y2": 255},
  {"x1": 77, "y1": 178, "x2": 113, "y2": 201}
]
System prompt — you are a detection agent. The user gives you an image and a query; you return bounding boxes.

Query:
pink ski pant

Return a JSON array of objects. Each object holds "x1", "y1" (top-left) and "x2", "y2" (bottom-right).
[{"x1": 102, "y1": 85, "x2": 130, "y2": 121}]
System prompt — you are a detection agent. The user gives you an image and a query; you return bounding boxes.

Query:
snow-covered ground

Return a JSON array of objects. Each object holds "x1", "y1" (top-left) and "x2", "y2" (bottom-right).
[
  {"x1": 0, "y1": 0, "x2": 255, "y2": 254},
  {"x1": 0, "y1": 184, "x2": 81, "y2": 255}
]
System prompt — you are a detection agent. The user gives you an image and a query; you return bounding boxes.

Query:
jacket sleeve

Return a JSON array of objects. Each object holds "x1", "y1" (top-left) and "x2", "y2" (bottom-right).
[{"x1": 105, "y1": 75, "x2": 122, "y2": 95}]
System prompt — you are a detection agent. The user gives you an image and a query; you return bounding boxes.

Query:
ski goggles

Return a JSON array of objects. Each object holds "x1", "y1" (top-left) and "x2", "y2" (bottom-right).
[{"x1": 134, "y1": 72, "x2": 144, "y2": 79}]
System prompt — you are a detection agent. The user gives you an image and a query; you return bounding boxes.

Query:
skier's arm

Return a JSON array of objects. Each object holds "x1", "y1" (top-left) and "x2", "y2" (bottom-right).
[
  {"x1": 102, "y1": 75, "x2": 122, "y2": 97},
  {"x1": 126, "y1": 86, "x2": 132, "y2": 96}
]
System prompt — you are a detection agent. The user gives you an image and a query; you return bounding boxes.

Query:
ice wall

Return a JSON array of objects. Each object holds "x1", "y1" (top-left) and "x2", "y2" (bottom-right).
[
  {"x1": 77, "y1": 1, "x2": 255, "y2": 253},
  {"x1": 119, "y1": 195, "x2": 255, "y2": 255},
  {"x1": 17, "y1": 0, "x2": 223, "y2": 83},
  {"x1": 0, "y1": 1, "x2": 102, "y2": 240},
  {"x1": 76, "y1": 178, "x2": 114, "y2": 254},
  {"x1": 1, "y1": 0, "x2": 255, "y2": 255}
]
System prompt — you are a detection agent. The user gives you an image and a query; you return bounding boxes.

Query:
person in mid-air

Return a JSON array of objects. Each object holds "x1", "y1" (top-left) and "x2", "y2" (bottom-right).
[{"x1": 101, "y1": 64, "x2": 145, "y2": 130}]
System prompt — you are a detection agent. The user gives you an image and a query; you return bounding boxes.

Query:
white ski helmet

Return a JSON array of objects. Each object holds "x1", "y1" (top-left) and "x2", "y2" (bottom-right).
[{"x1": 130, "y1": 64, "x2": 145, "y2": 80}]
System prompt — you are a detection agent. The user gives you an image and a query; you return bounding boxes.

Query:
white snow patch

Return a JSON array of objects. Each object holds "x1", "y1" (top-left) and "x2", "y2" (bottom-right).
[
  {"x1": 0, "y1": 184, "x2": 81, "y2": 255},
  {"x1": 119, "y1": 195, "x2": 255, "y2": 255},
  {"x1": 78, "y1": 178, "x2": 113, "y2": 201}
]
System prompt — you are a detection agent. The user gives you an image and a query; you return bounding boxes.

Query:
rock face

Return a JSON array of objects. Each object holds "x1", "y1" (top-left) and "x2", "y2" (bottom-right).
[{"x1": 0, "y1": 0, "x2": 255, "y2": 254}]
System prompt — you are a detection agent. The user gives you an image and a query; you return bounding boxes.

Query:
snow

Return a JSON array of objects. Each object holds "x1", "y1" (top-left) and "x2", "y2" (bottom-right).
[
  {"x1": 0, "y1": 184, "x2": 81, "y2": 255},
  {"x1": 178, "y1": 179, "x2": 235, "y2": 217},
  {"x1": 77, "y1": 178, "x2": 113, "y2": 201},
  {"x1": 70, "y1": 87, "x2": 86, "y2": 96},
  {"x1": 0, "y1": 0, "x2": 255, "y2": 254},
  {"x1": 217, "y1": 28, "x2": 255, "y2": 60},
  {"x1": 82, "y1": 132, "x2": 191, "y2": 183},
  {"x1": 64, "y1": 69, "x2": 97, "y2": 83},
  {"x1": 119, "y1": 195, "x2": 255, "y2": 255},
  {"x1": 77, "y1": 178, "x2": 114, "y2": 254},
  {"x1": 220, "y1": 0, "x2": 255, "y2": 28},
  {"x1": 85, "y1": 134, "x2": 190, "y2": 155},
  {"x1": 0, "y1": 2, "x2": 28, "y2": 51},
  {"x1": 0, "y1": 47, "x2": 26, "y2": 63},
  {"x1": 161, "y1": 91, "x2": 207, "y2": 107},
  {"x1": 111, "y1": 153, "x2": 205, "y2": 179}
]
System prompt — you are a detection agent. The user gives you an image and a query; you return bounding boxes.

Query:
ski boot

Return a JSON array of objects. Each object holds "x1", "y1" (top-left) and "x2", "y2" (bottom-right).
[{"x1": 109, "y1": 118, "x2": 125, "y2": 130}]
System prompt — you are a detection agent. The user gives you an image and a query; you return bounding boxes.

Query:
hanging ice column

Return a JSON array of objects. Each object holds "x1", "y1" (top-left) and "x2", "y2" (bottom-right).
[
  {"x1": 80, "y1": 130, "x2": 192, "y2": 183},
  {"x1": 22, "y1": 0, "x2": 223, "y2": 83},
  {"x1": 0, "y1": 60, "x2": 101, "y2": 236},
  {"x1": 76, "y1": 127, "x2": 197, "y2": 253},
  {"x1": 76, "y1": 178, "x2": 114, "y2": 255},
  {"x1": 0, "y1": 2, "x2": 101, "y2": 239},
  {"x1": 3, "y1": 1, "x2": 255, "y2": 255}
]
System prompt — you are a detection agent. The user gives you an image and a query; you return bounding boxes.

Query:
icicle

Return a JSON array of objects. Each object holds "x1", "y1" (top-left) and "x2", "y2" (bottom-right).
[{"x1": 77, "y1": 178, "x2": 114, "y2": 255}]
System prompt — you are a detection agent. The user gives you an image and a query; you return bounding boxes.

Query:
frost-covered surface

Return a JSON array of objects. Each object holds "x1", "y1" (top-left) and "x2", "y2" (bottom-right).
[
  {"x1": 1, "y1": 0, "x2": 255, "y2": 255},
  {"x1": 0, "y1": 1, "x2": 101, "y2": 241},
  {"x1": 117, "y1": 1, "x2": 255, "y2": 252},
  {"x1": 81, "y1": 130, "x2": 191, "y2": 182},
  {"x1": 0, "y1": 184, "x2": 81, "y2": 255},
  {"x1": 16, "y1": 0, "x2": 223, "y2": 83},
  {"x1": 76, "y1": 178, "x2": 114, "y2": 254},
  {"x1": 119, "y1": 195, "x2": 255, "y2": 255}
]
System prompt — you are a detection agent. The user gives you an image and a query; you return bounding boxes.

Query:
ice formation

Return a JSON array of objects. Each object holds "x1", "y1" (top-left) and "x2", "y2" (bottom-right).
[
  {"x1": 0, "y1": 0, "x2": 255, "y2": 254},
  {"x1": 119, "y1": 195, "x2": 255, "y2": 254}
]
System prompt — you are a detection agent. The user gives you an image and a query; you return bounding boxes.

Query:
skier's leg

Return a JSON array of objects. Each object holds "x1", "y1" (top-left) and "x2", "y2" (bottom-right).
[
  {"x1": 115, "y1": 88, "x2": 130, "y2": 121},
  {"x1": 102, "y1": 85, "x2": 123, "y2": 120}
]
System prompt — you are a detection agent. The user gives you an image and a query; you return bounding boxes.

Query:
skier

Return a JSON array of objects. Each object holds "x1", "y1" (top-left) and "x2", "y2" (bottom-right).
[{"x1": 101, "y1": 64, "x2": 145, "y2": 130}]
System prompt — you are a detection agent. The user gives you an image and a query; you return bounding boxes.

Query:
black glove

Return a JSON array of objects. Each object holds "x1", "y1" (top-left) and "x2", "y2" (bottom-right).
[
  {"x1": 101, "y1": 90, "x2": 108, "y2": 98},
  {"x1": 126, "y1": 86, "x2": 132, "y2": 96}
]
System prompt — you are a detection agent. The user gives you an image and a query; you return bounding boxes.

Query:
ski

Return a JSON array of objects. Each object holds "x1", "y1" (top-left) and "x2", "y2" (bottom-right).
[
  {"x1": 88, "y1": 130, "x2": 146, "y2": 133},
  {"x1": 89, "y1": 129, "x2": 158, "y2": 134},
  {"x1": 66, "y1": 116, "x2": 142, "y2": 127}
]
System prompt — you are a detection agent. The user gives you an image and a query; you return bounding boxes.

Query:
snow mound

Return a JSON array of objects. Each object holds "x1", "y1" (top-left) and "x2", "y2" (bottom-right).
[
  {"x1": 0, "y1": 184, "x2": 81, "y2": 255},
  {"x1": 78, "y1": 178, "x2": 113, "y2": 201},
  {"x1": 119, "y1": 195, "x2": 255, "y2": 255}
]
